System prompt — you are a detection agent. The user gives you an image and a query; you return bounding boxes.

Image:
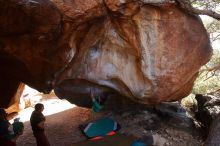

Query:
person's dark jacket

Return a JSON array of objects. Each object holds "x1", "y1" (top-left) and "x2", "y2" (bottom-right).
[
  {"x1": 0, "y1": 118, "x2": 10, "y2": 137},
  {"x1": 30, "y1": 111, "x2": 45, "y2": 133}
]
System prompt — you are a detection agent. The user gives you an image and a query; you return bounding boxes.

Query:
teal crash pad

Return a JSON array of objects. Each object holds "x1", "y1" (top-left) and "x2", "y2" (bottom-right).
[{"x1": 83, "y1": 118, "x2": 118, "y2": 138}]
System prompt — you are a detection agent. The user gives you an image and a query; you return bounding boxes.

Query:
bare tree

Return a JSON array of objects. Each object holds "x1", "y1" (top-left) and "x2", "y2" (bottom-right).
[
  {"x1": 139, "y1": 0, "x2": 220, "y2": 20},
  {"x1": 175, "y1": 0, "x2": 220, "y2": 20}
]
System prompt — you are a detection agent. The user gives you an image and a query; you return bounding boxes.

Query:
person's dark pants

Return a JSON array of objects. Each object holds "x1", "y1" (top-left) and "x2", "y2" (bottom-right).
[
  {"x1": 34, "y1": 132, "x2": 50, "y2": 146},
  {"x1": 0, "y1": 137, "x2": 16, "y2": 146}
]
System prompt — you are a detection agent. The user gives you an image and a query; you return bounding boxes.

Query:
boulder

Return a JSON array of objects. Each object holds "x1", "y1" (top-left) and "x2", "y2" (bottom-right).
[
  {"x1": 0, "y1": 0, "x2": 212, "y2": 107},
  {"x1": 195, "y1": 93, "x2": 220, "y2": 146},
  {"x1": 195, "y1": 94, "x2": 220, "y2": 129}
]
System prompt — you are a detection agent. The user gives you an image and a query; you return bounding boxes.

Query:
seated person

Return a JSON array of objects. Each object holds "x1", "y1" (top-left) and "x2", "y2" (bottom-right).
[{"x1": 0, "y1": 108, "x2": 24, "y2": 146}]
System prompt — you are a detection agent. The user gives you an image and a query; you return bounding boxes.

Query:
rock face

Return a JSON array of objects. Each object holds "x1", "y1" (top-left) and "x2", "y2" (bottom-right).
[
  {"x1": 195, "y1": 94, "x2": 220, "y2": 130},
  {"x1": 5, "y1": 83, "x2": 25, "y2": 113},
  {"x1": 205, "y1": 114, "x2": 220, "y2": 146},
  {"x1": 0, "y1": 0, "x2": 212, "y2": 107},
  {"x1": 194, "y1": 93, "x2": 220, "y2": 146}
]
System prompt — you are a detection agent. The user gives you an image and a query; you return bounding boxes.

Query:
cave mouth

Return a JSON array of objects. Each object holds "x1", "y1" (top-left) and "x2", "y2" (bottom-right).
[
  {"x1": 12, "y1": 90, "x2": 206, "y2": 146},
  {"x1": 6, "y1": 84, "x2": 75, "y2": 122}
]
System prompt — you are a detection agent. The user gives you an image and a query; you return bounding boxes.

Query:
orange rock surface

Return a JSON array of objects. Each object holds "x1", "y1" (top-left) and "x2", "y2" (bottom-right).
[{"x1": 0, "y1": 0, "x2": 212, "y2": 107}]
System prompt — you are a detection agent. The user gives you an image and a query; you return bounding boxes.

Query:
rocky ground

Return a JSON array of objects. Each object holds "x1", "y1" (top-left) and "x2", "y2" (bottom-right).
[{"x1": 13, "y1": 94, "x2": 205, "y2": 146}]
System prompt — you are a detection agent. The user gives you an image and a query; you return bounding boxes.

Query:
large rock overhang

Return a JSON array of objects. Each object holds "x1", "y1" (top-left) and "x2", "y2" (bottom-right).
[{"x1": 0, "y1": 0, "x2": 212, "y2": 107}]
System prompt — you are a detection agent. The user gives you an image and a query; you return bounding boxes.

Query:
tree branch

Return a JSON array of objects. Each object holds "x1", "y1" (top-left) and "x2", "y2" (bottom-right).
[
  {"x1": 201, "y1": 64, "x2": 220, "y2": 72},
  {"x1": 212, "y1": 34, "x2": 220, "y2": 42},
  {"x1": 175, "y1": 0, "x2": 220, "y2": 20},
  {"x1": 139, "y1": 0, "x2": 220, "y2": 20},
  {"x1": 192, "y1": 8, "x2": 220, "y2": 20}
]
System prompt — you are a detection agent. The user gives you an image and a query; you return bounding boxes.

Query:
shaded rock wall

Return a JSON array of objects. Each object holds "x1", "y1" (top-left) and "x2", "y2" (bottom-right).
[
  {"x1": 5, "y1": 83, "x2": 25, "y2": 113},
  {"x1": 0, "y1": 0, "x2": 212, "y2": 107},
  {"x1": 205, "y1": 114, "x2": 220, "y2": 146},
  {"x1": 194, "y1": 93, "x2": 220, "y2": 146},
  {"x1": 195, "y1": 94, "x2": 220, "y2": 130}
]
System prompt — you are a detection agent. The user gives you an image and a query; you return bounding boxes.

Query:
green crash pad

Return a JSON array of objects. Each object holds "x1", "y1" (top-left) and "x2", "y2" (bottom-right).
[
  {"x1": 82, "y1": 118, "x2": 118, "y2": 138},
  {"x1": 71, "y1": 134, "x2": 136, "y2": 146}
]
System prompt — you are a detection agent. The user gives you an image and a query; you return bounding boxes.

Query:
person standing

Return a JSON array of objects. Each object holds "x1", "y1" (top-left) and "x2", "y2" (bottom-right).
[{"x1": 30, "y1": 103, "x2": 50, "y2": 146}]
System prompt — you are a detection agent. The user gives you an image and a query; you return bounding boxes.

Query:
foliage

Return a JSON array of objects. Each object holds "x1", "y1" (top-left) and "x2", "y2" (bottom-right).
[
  {"x1": 193, "y1": 50, "x2": 220, "y2": 94},
  {"x1": 191, "y1": 0, "x2": 220, "y2": 10},
  {"x1": 190, "y1": 0, "x2": 220, "y2": 95},
  {"x1": 181, "y1": 94, "x2": 198, "y2": 113},
  {"x1": 190, "y1": 0, "x2": 220, "y2": 42},
  {"x1": 206, "y1": 20, "x2": 220, "y2": 43},
  {"x1": 192, "y1": 72, "x2": 220, "y2": 94}
]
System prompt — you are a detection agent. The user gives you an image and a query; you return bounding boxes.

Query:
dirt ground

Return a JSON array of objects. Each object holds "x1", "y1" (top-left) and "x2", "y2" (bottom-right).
[
  {"x1": 15, "y1": 95, "x2": 205, "y2": 146},
  {"x1": 17, "y1": 107, "x2": 103, "y2": 146}
]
